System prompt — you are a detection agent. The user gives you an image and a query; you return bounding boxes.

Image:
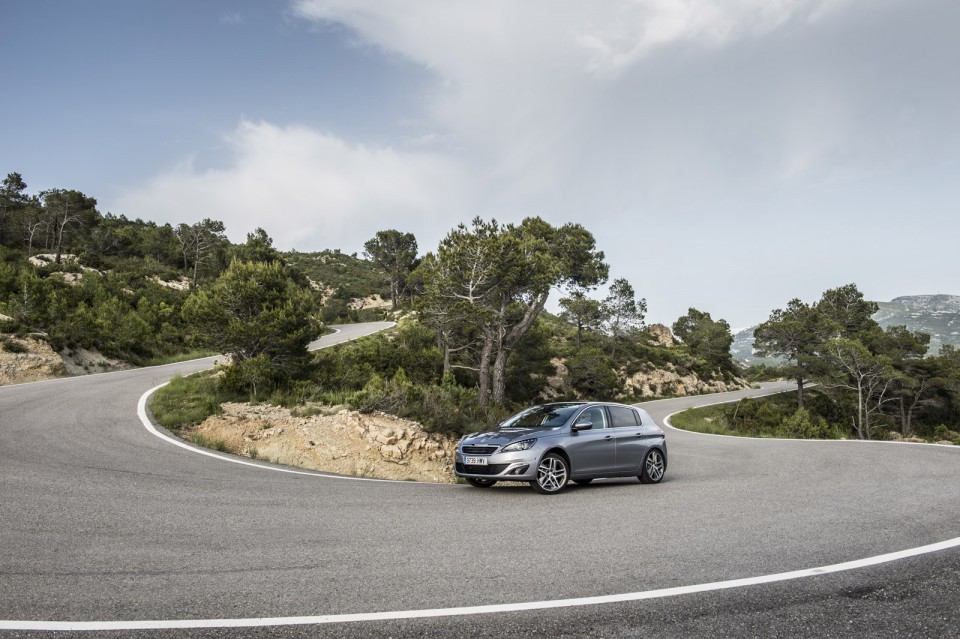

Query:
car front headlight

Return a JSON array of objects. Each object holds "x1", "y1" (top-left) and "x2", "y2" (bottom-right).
[{"x1": 500, "y1": 438, "x2": 537, "y2": 453}]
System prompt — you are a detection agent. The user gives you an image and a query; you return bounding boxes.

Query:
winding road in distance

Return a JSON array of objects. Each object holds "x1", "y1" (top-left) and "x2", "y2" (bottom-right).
[{"x1": 2, "y1": 321, "x2": 959, "y2": 638}]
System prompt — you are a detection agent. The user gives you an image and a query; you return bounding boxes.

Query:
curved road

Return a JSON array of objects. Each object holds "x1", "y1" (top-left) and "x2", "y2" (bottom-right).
[{"x1": 2, "y1": 322, "x2": 958, "y2": 638}]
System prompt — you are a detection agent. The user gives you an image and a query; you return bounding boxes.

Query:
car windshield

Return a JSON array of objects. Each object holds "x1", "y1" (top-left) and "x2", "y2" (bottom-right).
[{"x1": 499, "y1": 404, "x2": 583, "y2": 429}]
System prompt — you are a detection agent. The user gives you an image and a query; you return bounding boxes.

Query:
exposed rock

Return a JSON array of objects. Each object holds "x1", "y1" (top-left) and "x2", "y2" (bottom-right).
[
  {"x1": 58, "y1": 347, "x2": 132, "y2": 375},
  {"x1": 541, "y1": 357, "x2": 570, "y2": 400},
  {"x1": 646, "y1": 324, "x2": 675, "y2": 347},
  {"x1": 0, "y1": 336, "x2": 67, "y2": 385},
  {"x1": 188, "y1": 403, "x2": 459, "y2": 482},
  {"x1": 149, "y1": 275, "x2": 191, "y2": 291},
  {"x1": 29, "y1": 253, "x2": 78, "y2": 267},
  {"x1": 543, "y1": 355, "x2": 747, "y2": 400},
  {"x1": 54, "y1": 272, "x2": 83, "y2": 285},
  {"x1": 349, "y1": 294, "x2": 392, "y2": 311},
  {"x1": 621, "y1": 364, "x2": 748, "y2": 399}
]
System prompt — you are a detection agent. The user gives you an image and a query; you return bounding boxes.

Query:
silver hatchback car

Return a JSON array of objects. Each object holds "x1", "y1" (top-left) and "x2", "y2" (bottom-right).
[{"x1": 455, "y1": 402, "x2": 667, "y2": 494}]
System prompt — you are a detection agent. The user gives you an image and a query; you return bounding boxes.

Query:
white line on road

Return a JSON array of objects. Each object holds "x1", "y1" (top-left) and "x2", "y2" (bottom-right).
[{"x1": 5, "y1": 536, "x2": 959, "y2": 631}]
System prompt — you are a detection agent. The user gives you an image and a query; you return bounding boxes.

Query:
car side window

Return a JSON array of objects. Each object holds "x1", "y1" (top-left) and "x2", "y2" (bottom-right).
[
  {"x1": 579, "y1": 407, "x2": 608, "y2": 429},
  {"x1": 609, "y1": 406, "x2": 640, "y2": 428}
]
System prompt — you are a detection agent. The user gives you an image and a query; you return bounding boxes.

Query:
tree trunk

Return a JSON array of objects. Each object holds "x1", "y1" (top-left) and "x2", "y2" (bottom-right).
[
  {"x1": 492, "y1": 346, "x2": 509, "y2": 406},
  {"x1": 898, "y1": 397, "x2": 908, "y2": 436},
  {"x1": 490, "y1": 293, "x2": 549, "y2": 405},
  {"x1": 477, "y1": 329, "x2": 494, "y2": 408},
  {"x1": 796, "y1": 373, "x2": 805, "y2": 409}
]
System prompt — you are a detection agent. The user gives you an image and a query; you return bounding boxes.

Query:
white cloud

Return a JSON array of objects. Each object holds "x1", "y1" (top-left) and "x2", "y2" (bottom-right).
[
  {"x1": 113, "y1": 121, "x2": 472, "y2": 252},
  {"x1": 115, "y1": 0, "x2": 960, "y2": 327},
  {"x1": 288, "y1": 0, "x2": 857, "y2": 197}
]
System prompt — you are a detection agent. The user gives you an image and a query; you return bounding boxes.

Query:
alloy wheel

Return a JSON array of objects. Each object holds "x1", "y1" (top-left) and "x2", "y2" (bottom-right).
[{"x1": 533, "y1": 453, "x2": 569, "y2": 494}]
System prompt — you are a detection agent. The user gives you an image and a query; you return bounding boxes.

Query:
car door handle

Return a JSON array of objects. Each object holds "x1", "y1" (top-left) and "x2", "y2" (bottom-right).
[
  {"x1": 604, "y1": 435, "x2": 613, "y2": 441},
  {"x1": 635, "y1": 432, "x2": 645, "y2": 437}
]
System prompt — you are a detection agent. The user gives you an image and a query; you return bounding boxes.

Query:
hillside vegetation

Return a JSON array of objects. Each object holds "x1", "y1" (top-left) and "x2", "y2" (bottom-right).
[{"x1": 8, "y1": 170, "x2": 954, "y2": 448}]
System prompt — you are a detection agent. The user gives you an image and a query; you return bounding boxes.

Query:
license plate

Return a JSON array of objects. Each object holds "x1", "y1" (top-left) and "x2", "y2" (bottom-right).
[{"x1": 464, "y1": 456, "x2": 488, "y2": 466}]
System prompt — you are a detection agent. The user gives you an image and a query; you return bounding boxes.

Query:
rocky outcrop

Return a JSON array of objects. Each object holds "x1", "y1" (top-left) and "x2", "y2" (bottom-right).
[
  {"x1": 349, "y1": 294, "x2": 392, "y2": 311},
  {"x1": 188, "y1": 403, "x2": 459, "y2": 482},
  {"x1": 623, "y1": 364, "x2": 748, "y2": 398},
  {"x1": 646, "y1": 324, "x2": 675, "y2": 347},
  {"x1": 0, "y1": 336, "x2": 67, "y2": 385},
  {"x1": 149, "y1": 275, "x2": 191, "y2": 291},
  {"x1": 58, "y1": 347, "x2": 132, "y2": 375},
  {"x1": 543, "y1": 355, "x2": 748, "y2": 400}
]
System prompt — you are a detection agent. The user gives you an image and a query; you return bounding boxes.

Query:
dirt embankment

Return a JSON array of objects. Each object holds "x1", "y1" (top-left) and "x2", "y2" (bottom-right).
[
  {"x1": 0, "y1": 333, "x2": 131, "y2": 386},
  {"x1": 187, "y1": 403, "x2": 460, "y2": 483}
]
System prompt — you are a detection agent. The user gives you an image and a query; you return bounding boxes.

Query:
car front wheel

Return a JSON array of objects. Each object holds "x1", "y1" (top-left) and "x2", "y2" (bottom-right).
[
  {"x1": 532, "y1": 453, "x2": 569, "y2": 494},
  {"x1": 639, "y1": 449, "x2": 665, "y2": 484}
]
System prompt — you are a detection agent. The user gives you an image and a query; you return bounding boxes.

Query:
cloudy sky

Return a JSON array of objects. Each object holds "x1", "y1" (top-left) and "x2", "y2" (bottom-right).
[{"x1": 4, "y1": 0, "x2": 959, "y2": 328}]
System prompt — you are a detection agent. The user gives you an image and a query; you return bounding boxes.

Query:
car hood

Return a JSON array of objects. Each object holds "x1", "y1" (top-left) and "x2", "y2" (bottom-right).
[{"x1": 460, "y1": 427, "x2": 550, "y2": 448}]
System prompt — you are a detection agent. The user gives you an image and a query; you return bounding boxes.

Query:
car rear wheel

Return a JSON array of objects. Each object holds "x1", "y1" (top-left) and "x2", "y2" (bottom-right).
[
  {"x1": 532, "y1": 453, "x2": 569, "y2": 494},
  {"x1": 639, "y1": 449, "x2": 665, "y2": 484},
  {"x1": 466, "y1": 478, "x2": 497, "y2": 488}
]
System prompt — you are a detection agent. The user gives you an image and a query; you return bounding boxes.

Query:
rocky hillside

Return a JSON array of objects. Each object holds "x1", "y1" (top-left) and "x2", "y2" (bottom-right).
[
  {"x1": 732, "y1": 294, "x2": 960, "y2": 363},
  {"x1": 284, "y1": 249, "x2": 384, "y2": 300},
  {"x1": 874, "y1": 295, "x2": 960, "y2": 354},
  {"x1": 0, "y1": 331, "x2": 131, "y2": 386}
]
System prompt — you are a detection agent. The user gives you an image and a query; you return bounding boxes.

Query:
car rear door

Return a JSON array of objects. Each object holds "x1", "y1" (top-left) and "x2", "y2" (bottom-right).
[{"x1": 609, "y1": 405, "x2": 647, "y2": 473}]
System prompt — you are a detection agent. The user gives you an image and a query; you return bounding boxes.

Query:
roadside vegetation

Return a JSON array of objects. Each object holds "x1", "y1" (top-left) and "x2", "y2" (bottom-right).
[
  {"x1": 672, "y1": 392, "x2": 960, "y2": 444},
  {"x1": 149, "y1": 215, "x2": 747, "y2": 439},
  {"x1": 746, "y1": 284, "x2": 960, "y2": 441}
]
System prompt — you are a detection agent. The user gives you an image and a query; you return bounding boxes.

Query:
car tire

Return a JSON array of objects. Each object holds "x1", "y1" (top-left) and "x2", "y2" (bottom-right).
[
  {"x1": 532, "y1": 453, "x2": 569, "y2": 494},
  {"x1": 466, "y1": 478, "x2": 497, "y2": 488},
  {"x1": 639, "y1": 448, "x2": 666, "y2": 484},
  {"x1": 573, "y1": 478, "x2": 593, "y2": 485}
]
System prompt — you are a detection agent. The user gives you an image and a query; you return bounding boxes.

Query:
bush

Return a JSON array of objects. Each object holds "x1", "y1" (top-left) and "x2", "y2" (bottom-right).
[
  {"x1": 783, "y1": 408, "x2": 833, "y2": 439},
  {"x1": 348, "y1": 369, "x2": 508, "y2": 436},
  {"x1": 150, "y1": 373, "x2": 229, "y2": 431},
  {"x1": 1, "y1": 338, "x2": 27, "y2": 353},
  {"x1": 189, "y1": 432, "x2": 230, "y2": 452}
]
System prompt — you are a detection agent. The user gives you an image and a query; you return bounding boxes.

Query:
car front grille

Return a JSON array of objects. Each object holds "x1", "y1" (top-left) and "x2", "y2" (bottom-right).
[
  {"x1": 462, "y1": 445, "x2": 499, "y2": 455},
  {"x1": 456, "y1": 463, "x2": 510, "y2": 476}
]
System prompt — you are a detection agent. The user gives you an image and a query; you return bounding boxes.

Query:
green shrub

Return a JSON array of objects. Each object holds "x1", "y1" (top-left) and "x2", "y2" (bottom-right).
[
  {"x1": 1, "y1": 338, "x2": 27, "y2": 353},
  {"x1": 150, "y1": 373, "x2": 228, "y2": 431},
  {"x1": 783, "y1": 408, "x2": 833, "y2": 439},
  {"x1": 669, "y1": 408, "x2": 732, "y2": 435},
  {"x1": 566, "y1": 347, "x2": 620, "y2": 399},
  {"x1": 189, "y1": 432, "x2": 230, "y2": 452},
  {"x1": 347, "y1": 370, "x2": 507, "y2": 436}
]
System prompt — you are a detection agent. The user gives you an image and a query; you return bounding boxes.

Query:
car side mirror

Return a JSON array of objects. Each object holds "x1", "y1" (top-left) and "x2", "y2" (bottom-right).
[{"x1": 572, "y1": 420, "x2": 593, "y2": 431}]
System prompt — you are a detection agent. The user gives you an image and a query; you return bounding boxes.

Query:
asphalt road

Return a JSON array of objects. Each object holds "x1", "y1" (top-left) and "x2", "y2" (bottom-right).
[{"x1": 1, "y1": 322, "x2": 958, "y2": 638}]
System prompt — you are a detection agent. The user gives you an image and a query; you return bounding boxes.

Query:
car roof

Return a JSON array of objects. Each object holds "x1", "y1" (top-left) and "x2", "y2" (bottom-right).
[{"x1": 541, "y1": 401, "x2": 640, "y2": 409}]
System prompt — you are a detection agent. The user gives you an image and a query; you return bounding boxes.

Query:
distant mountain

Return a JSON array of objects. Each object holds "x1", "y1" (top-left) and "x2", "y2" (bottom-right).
[
  {"x1": 732, "y1": 294, "x2": 960, "y2": 363},
  {"x1": 874, "y1": 295, "x2": 960, "y2": 355}
]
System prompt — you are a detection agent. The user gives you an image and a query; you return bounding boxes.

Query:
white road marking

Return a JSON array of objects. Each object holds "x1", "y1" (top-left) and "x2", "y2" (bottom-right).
[{"x1": 4, "y1": 536, "x2": 959, "y2": 631}]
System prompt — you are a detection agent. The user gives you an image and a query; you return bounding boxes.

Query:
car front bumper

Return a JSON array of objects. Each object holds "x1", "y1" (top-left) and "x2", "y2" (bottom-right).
[{"x1": 454, "y1": 449, "x2": 539, "y2": 481}]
